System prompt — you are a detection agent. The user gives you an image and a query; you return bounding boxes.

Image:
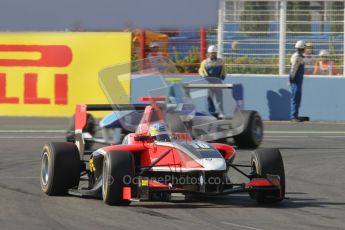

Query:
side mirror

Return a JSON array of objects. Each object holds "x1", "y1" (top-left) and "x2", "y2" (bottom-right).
[{"x1": 134, "y1": 135, "x2": 154, "y2": 142}]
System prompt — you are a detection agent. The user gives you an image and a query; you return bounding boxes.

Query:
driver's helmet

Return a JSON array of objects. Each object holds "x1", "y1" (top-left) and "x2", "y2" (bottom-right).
[{"x1": 149, "y1": 122, "x2": 170, "y2": 141}]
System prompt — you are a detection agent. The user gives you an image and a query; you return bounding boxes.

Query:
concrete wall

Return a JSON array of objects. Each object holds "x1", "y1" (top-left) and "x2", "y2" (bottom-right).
[
  {"x1": 227, "y1": 75, "x2": 345, "y2": 121},
  {"x1": 131, "y1": 74, "x2": 345, "y2": 121}
]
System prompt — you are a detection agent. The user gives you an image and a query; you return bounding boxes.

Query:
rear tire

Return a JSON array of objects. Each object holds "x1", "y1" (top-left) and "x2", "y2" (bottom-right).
[
  {"x1": 250, "y1": 148, "x2": 285, "y2": 203},
  {"x1": 66, "y1": 113, "x2": 96, "y2": 150},
  {"x1": 40, "y1": 142, "x2": 80, "y2": 195},
  {"x1": 233, "y1": 110, "x2": 263, "y2": 149},
  {"x1": 102, "y1": 151, "x2": 133, "y2": 206}
]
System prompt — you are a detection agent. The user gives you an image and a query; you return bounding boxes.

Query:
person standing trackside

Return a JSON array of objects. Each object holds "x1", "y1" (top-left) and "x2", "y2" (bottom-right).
[
  {"x1": 199, "y1": 45, "x2": 226, "y2": 117},
  {"x1": 289, "y1": 40, "x2": 305, "y2": 122},
  {"x1": 145, "y1": 41, "x2": 168, "y2": 72},
  {"x1": 313, "y1": 50, "x2": 339, "y2": 76}
]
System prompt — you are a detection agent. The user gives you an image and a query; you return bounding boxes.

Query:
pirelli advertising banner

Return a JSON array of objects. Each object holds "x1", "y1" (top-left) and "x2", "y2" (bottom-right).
[{"x1": 0, "y1": 32, "x2": 131, "y2": 116}]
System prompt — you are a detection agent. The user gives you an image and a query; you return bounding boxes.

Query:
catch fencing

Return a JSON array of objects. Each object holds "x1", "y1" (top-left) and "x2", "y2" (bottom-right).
[
  {"x1": 218, "y1": 0, "x2": 345, "y2": 75},
  {"x1": 133, "y1": 1, "x2": 345, "y2": 75}
]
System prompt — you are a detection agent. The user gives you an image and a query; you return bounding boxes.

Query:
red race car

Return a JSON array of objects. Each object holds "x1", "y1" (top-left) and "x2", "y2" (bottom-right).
[{"x1": 40, "y1": 96, "x2": 285, "y2": 206}]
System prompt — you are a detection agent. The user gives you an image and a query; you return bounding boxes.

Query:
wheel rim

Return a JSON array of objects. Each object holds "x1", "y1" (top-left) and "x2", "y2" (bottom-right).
[
  {"x1": 253, "y1": 116, "x2": 263, "y2": 143},
  {"x1": 102, "y1": 157, "x2": 108, "y2": 199},
  {"x1": 252, "y1": 159, "x2": 259, "y2": 176},
  {"x1": 41, "y1": 152, "x2": 49, "y2": 186}
]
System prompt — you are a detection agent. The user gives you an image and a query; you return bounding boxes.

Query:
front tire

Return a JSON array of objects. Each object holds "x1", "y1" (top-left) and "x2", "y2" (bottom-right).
[
  {"x1": 40, "y1": 142, "x2": 80, "y2": 195},
  {"x1": 250, "y1": 148, "x2": 285, "y2": 203},
  {"x1": 102, "y1": 151, "x2": 133, "y2": 206}
]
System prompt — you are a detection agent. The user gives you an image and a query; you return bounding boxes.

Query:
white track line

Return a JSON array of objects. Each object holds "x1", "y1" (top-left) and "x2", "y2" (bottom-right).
[
  {"x1": 265, "y1": 131, "x2": 345, "y2": 134},
  {"x1": 265, "y1": 136, "x2": 345, "y2": 140},
  {"x1": 265, "y1": 121, "x2": 345, "y2": 125},
  {"x1": 0, "y1": 130, "x2": 66, "y2": 133},
  {"x1": 265, "y1": 138, "x2": 304, "y2": 140},
  {"x1": 0, "y1": 177, "x2": 39, "y2": 179},
  {"x1": 265, "y1": 135, "x2": 309, "y2": 138},
  {"x1": 0, "y1": 136, "x2": 64, "y2": 139},
  {"x1": 221, "y1": 221, "x2": 264, "y2": 230}
]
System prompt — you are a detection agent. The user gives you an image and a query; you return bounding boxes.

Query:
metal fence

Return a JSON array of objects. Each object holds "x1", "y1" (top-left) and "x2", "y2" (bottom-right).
[{"x1": 217, "y1": 0, "x2": 345, "y2": 75}]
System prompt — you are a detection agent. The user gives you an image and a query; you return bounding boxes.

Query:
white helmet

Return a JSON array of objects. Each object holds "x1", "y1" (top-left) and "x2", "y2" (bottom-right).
[
  {"x1": 295, "y1": 40, "x2": 306, "y2": 49},
  {"x1": 149, "y1": 41, "x2": 160, "y2": 48},
  {"x1": 319, "y1": 49, "x2": 330, "y2": 57},
  {"x1": 207, "y1": 45, "x2": 217, "y2": 53}
]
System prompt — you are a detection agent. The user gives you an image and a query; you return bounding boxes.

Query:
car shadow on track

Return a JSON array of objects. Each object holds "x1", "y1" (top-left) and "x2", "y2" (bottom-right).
[
  {"x1": 130, "y1": 194, "x2": 345, "y2": 210},
  {"x1": 281, "y1": 196, "x2": 345, "y2": 209}
]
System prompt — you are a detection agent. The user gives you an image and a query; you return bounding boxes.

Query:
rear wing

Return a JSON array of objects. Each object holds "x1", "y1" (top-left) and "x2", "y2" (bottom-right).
[
  {"x1": 183, "y1": 83, "x2": 244, "y2": 107},
  {"x1": 74, "y1": 103, "x2": 148, "y2": 158},
  {"x1": 75, "y1": 104, "x2": 148, "y2": 130},
  {"x1": 83, "y1": 104, "x2": 148, "y2": 111}
]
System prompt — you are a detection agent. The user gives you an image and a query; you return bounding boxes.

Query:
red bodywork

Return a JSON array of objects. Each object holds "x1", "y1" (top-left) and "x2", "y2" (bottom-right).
[
  {"x1": 74, "y1": 99, "x2": 280, "y2": 199},
  {"x1": 75, "y1": 104, "x2": 87, "y2": 130}
]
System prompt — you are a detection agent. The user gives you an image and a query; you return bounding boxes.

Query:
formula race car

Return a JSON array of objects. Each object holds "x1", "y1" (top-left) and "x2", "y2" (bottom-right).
[
  {"x1": 66, "y1": 60, "x2": 263, "y2": 150},
  {"x1": 41, "y1": 95, "x2": 285, "y2": 206}
]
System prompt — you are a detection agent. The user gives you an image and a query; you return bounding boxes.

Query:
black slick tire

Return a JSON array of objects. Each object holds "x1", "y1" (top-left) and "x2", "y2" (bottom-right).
[
  {"x1": 102, "y1": 150, "x2": 133, "y2": 206},
  {"x1": 250, "y1": 148, "x2": 285, "y2": 203},
  {"x1": 40, "y1": 142, "x2": 80, "y2": 195},
  {"x1": 233, "y1": 110, "x2": 263, "y2": 149}
]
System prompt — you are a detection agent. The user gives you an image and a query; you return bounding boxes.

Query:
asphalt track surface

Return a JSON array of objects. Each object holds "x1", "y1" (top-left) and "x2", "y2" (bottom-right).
[{"x1": 1, "y1": 117, "x2": 345, "y2": 230}]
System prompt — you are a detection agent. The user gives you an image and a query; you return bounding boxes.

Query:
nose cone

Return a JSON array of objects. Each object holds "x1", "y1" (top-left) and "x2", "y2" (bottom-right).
[{"x1": 199, "y1": 158, "x2": 226, "y2": 171}]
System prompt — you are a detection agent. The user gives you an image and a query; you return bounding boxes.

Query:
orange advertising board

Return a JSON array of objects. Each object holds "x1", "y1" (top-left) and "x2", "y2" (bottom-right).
[{"x1": 0, "y1": 32, "x2": 131, "y2": 116}]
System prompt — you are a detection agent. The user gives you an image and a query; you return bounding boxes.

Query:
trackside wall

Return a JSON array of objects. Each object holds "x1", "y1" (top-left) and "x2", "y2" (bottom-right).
[{"x1": 131, "y1": 74, "x2": 345, "y2": 121}]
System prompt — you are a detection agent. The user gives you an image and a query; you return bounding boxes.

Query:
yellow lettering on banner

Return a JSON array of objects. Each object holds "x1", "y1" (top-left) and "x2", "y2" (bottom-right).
[
  {"x1": 0, "y1": 32, "x2": 131, "y2": 117},
  {"x1": 0, "y1": 52, "x2": 41, "y2": 60}
]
